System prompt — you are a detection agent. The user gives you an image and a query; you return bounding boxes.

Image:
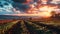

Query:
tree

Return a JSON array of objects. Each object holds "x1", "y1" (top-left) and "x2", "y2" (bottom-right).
[{"x1": 51, "y1": 11, "x2": 56, "y2": 16}]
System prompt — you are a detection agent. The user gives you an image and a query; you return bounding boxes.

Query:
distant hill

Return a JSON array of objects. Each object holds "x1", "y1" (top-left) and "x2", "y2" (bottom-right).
[
  {"x1": 0, "y1": 15, "x2": 32, "y2": 20},
  {"x1": 0, "y1": 15, "x2": 20, "y2": 20}
]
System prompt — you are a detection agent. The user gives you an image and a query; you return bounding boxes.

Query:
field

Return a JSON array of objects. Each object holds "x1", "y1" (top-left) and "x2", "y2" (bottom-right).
[{"x1": 0, "y1": 17, "x2": 60, "y2": 34}]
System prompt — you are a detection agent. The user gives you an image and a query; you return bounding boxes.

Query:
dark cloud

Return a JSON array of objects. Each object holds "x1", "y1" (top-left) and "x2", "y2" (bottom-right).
[
  {"x1": 12, "y1": 2, "x2": 30, "y2": 12},
  {"x1": 12, "y1": 0, "x2": 26, "y2": 3},
  {"x1": 47, "y1": 0, "x2": 52, "y2": 4},
  {"x1": 12, "y1": 0, "x2": 30, "y2": 12}
]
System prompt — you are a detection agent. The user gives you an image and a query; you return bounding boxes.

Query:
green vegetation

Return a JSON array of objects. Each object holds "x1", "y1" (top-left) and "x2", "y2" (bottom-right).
[
  {"x1": 0, "y1": 20, "x2": 59, "y2": 34},
  {"x1": 0, "y1": 20, "x2": 19, "y2": 34}
]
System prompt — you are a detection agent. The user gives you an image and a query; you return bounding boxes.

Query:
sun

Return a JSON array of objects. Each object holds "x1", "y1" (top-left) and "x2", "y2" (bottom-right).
[
  {"x1": 38, "y1": 6, "x2": 56, "y2": 17},
  {"x1": 27, "y1": 5, "x2": 57, "y2": 17}
]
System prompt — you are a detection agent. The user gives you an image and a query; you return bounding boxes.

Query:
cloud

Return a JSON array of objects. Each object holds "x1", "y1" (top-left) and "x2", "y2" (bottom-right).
[
  {"x1": 0, "y1": 0, "x2": 23, "y2": 15},
  {"x1": 12, "y1": 0, "x2": 26, "y2": 3},
  {"x1": 0, "y1": 0, "x2": 60, "y2": 15},
  {"x1": 50, "y1": 0, "x2": 60, "y2": 4}
]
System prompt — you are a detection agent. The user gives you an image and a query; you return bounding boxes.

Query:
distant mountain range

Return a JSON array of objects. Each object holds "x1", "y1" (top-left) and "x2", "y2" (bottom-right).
[
  {"x1": 0, "y1": 15, "x2": 32, "y2": 20},
  {"x1": 0, "y1": 15, "x2": 20, "y2": 20}
]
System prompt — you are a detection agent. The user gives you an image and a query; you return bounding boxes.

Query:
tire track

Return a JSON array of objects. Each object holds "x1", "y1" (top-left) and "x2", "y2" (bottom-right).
[
  {"x1": 5, "y1": 20, "x2": 23, "y2": 34},
  {"x1": 20, "y1": 20, "x2": 30, "y2": 34}
]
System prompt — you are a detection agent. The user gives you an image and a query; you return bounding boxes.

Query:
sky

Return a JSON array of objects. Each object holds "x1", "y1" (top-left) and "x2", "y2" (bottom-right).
[{"x1": 0, "y1": 0, "x2": 60, "y2": 15}]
